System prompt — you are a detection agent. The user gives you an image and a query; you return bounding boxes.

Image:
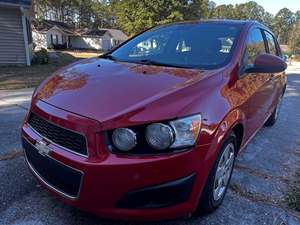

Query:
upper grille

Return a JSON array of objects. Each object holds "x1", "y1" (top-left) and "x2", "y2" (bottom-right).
[{"x1": 28, "y1": 113, "x2": 88, "y2": 156}]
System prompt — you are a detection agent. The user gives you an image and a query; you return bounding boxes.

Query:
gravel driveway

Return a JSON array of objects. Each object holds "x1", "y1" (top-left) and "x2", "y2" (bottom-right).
[{"x1": 0, "y1": 70, "x2": 300, "y2": 225}]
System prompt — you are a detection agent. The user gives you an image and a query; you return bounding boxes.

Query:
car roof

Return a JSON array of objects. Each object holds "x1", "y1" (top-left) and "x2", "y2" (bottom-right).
[
  {"x1": 157, "y1": 19, "x2": 272, "y2": 35},
  {"x1": 164, "y1": 19, "x2": 267, "y2": 29}
]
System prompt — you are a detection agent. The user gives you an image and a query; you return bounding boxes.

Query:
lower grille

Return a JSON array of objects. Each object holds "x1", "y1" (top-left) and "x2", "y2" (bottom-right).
[
  {"x1": 22, "y1": 137, "x2": 83, "y2": 198},
  {"x1": 28, "y1": 113, "x2": 88, "y2": 156}
]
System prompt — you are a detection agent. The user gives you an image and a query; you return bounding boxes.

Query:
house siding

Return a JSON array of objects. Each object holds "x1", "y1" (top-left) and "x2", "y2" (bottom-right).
[
  {"x1": 0, "y1": 7, "x2": 27, "y2": 65},
  {"x1": 70, "y1": 36, "x2": 101, "y2": 50},
  {"x1": 70, "y1": 33, "x2": 113, "y2": 51}
]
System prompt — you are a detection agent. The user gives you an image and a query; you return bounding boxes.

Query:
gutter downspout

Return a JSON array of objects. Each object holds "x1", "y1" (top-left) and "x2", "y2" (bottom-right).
[{"x1": 20, "y1": 6, "x2": 31, "y2": 66}]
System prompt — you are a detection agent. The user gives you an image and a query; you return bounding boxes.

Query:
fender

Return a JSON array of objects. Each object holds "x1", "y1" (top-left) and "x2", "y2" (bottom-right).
[
  {"x1": 203, "y1": 108, "x2": 246, "y2": 172},
  {"x1": 214, "y1": 108, "x2": 246, "y2": 150}
]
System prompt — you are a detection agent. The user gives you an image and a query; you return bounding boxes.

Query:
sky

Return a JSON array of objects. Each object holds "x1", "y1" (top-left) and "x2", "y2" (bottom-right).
[{"x1": 213, "y1": 0, "x2": 300, "y2": 15}]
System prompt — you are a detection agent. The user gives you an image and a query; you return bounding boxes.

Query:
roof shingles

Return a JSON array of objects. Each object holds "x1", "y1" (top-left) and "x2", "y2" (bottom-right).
[{"x1": 33, "y1": 20, "x2": 128, "y2": 40}]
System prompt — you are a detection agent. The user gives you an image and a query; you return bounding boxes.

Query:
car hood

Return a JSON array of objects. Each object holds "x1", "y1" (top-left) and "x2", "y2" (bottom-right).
[{"x1": 34, "y1": 58, "x2": 220, "y2": 129}]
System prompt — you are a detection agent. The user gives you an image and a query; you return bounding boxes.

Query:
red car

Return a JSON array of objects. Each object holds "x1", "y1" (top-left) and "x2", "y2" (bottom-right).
[{"x1": 21, "y1": 20, "x2": 287, "y2": 221}]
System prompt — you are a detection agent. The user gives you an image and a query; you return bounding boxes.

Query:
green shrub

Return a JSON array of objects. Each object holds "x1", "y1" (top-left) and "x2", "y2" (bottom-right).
[
  {"x1": 33, "y1": 48, "x2": 49, "y2": 64},
  {"x1": 48, "y1": 44, "x2": 54, "y2": 50}
]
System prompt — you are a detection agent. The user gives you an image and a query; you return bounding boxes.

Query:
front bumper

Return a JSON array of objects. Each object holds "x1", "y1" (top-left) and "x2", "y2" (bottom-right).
[{"x1": 21, "y1": 101, "x2": 212, "y2": 221}]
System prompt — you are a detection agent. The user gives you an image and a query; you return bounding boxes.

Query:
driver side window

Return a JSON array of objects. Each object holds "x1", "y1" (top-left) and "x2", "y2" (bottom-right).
[{"x1": 243, "y1": 28, "x2": 267, "y2": 69}]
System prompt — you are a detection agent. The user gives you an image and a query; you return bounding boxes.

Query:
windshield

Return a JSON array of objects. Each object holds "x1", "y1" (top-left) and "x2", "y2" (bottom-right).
[{"x1": 108, "y1": 23, "x2": 242, "y2": 69}]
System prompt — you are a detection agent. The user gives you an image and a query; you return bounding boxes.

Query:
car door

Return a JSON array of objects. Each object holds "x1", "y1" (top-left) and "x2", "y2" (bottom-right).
[
  {"x1": 262, "y1": 30, "x2": 283, "y2": 115},
  {"x1": 238, "y1": 28, "x2": 273, "y2": 139}
]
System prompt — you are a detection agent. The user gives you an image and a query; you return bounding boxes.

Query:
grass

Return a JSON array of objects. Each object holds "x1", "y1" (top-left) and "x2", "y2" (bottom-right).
[
  {"x1": 286, "y1": 171, "x2": 300, "y2": 212},
  {"x1": 0, "y1": 50, "x2": 100, "y2": 90},
  {"x1": 286, "y1": 146, "x2": 300, "y2": 212}
]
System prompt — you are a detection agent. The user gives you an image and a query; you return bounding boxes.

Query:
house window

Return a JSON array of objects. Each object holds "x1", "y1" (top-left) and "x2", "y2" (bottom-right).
[{"x1": 113, "y1": 40, "x2": 120, "y2": 46}]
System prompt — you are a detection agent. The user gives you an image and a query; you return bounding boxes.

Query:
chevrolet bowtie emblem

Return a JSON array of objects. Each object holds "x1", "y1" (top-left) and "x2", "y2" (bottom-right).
[{"x1": 35, "y1": 140, "x2": 51, "y2": 156}]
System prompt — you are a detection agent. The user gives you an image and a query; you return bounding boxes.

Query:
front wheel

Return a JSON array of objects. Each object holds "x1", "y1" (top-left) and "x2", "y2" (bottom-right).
[{"x1": 196, "y1": 133, "x2": 236, "y2": 214}]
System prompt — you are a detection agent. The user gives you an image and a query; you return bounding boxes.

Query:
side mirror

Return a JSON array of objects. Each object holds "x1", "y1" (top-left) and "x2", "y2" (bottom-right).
[{"x1": 245, "y1": 53, "x2": 287, "y2": 73}]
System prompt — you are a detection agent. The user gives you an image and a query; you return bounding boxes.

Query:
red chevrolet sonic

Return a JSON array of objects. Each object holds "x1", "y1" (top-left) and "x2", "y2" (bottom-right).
[{"x1": 21, "y1": 20, "x2": 287, "y2": 220}]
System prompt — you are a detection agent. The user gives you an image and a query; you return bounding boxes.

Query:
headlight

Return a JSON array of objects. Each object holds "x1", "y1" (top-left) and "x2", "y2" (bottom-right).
[
  {"x1": 170, "y1": 114, "x2": 202, "y2": 148},
  {"x1": 109, "y1": 114, "x2": 201, "y2": 153},
  {"x1": 112, "y1": 128, "x2": 137, "y2": 151},
  {"x1": 145, "y1": 123, "x2": 175, "y2": 150}
]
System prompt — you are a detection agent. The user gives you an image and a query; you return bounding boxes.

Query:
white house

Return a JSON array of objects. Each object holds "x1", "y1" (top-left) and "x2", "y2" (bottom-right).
[
  {"x1": 32, "y1": 20, "x2": 128, "y2": 51},
  {"x1": 0, "y1": 0, "x2": 33, "y2": 66},
  {"x1": 32, "y1": 20, "x2": 74, "y2": 49}
]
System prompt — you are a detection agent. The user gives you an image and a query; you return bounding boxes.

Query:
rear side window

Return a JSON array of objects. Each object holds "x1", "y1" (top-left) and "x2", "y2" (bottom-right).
[
  {"x1": 264, "y1": 31, "x2": 278, "y2": 56},
  {"x1": 243, "y1": 28, "x2": 266, "y2": 67}
]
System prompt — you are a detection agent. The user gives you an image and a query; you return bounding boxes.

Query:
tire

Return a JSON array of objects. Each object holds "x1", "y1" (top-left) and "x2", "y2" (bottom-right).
[
  {"x1": 196, "y1": 133, "x2": 237, "y2": 214},
  {"x1": 265, "y1": 95, "x2": 283, "y2": 127}
]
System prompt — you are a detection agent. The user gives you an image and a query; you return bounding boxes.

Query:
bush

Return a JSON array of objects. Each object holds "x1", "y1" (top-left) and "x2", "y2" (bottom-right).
[
  {"x1": 33, "y1": 48, "x2": 49, "y2": 64},
  {"x1": 32, "y1": 42, "x2": 37, "y2": 51},
  {"x1": 48, "y1": 44, "x2": 54, "y2": 49},
  {"x1": 53, "y1": 43, "x2": 67, "y2": 50}
]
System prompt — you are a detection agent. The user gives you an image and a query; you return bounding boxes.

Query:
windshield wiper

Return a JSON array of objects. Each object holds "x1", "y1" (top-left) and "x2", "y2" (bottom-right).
[{"x1": 136, "y1": 59, "x2": 191, "y2": 68}]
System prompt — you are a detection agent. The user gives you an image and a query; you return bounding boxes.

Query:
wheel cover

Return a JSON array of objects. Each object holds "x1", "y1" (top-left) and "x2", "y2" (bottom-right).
[{"x1": 213, "y1": 143, "x2": 235, "y2": 201}]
